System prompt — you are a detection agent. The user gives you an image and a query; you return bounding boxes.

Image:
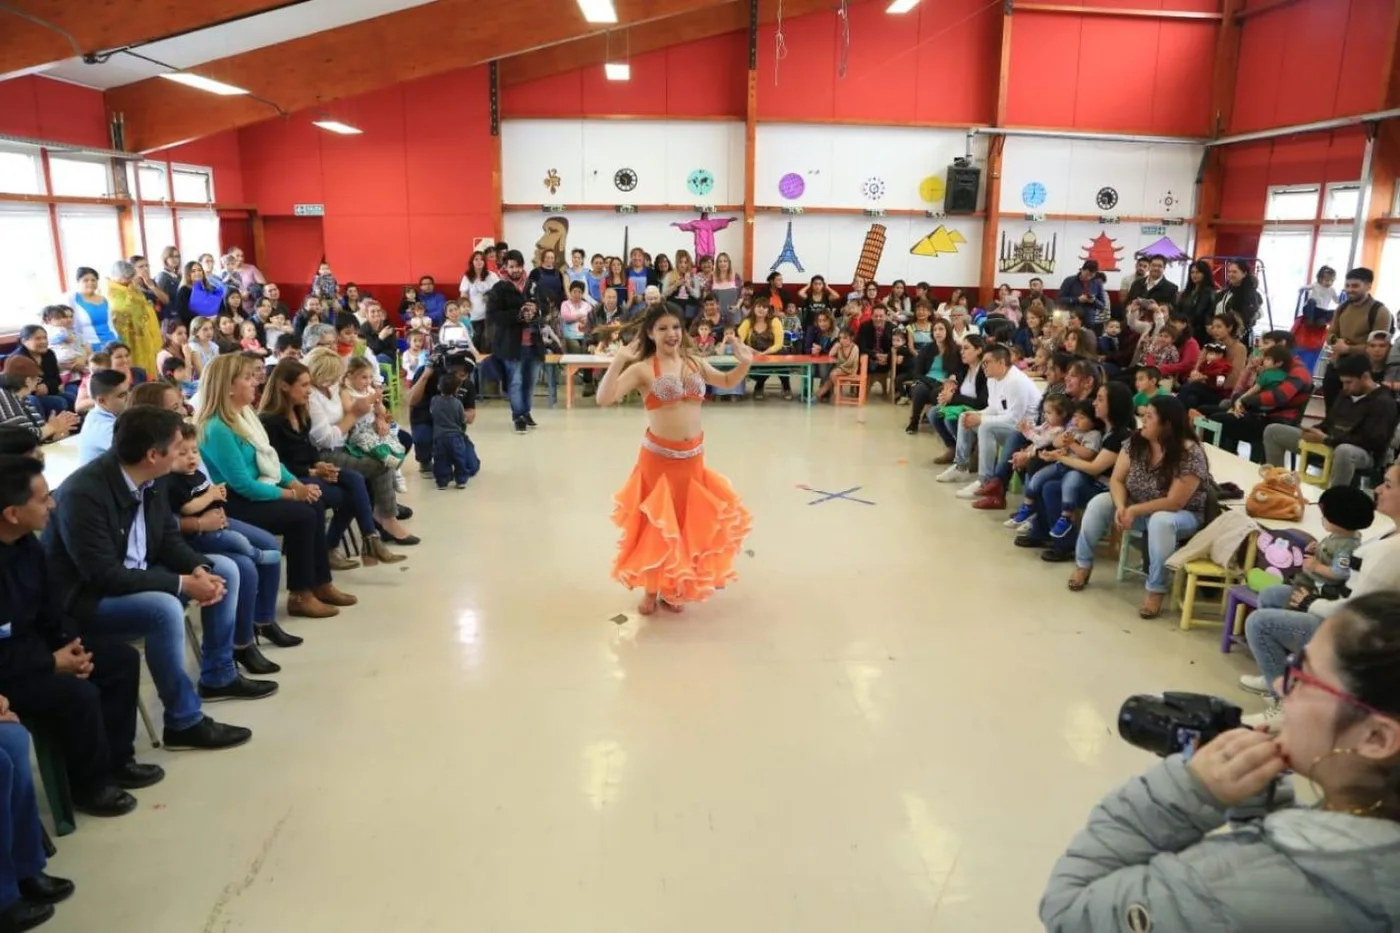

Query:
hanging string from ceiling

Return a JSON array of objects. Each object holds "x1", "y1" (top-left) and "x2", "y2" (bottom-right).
[
  {"x1": 772, "y1": 0, "x2": 788, "y2": 86},
  {"x1": 836, "y1": 0, "x2": 850, "y2": 78}
]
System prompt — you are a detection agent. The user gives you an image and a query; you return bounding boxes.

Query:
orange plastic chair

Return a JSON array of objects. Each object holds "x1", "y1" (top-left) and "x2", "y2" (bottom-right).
[{"x1": 833, "y1": 354, "x2": 869, "y2": 407}]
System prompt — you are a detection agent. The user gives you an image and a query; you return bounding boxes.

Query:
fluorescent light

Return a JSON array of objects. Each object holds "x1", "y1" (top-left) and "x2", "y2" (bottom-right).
[
  {"x1": 312, "y1": 120, "x2": 363, "y2": 135},
  {"x1": 886, "y1": 0, "x2": 921, "y2": 11},
  {"x1": 577, "y1": 0, "x2": 617, "y2": 22},
  {"x1": 604, "y1": 62, "x2": 630, "y2": 81},
  {"x1": 159, "y1": 72, "x2": 248, "y2": 96}
]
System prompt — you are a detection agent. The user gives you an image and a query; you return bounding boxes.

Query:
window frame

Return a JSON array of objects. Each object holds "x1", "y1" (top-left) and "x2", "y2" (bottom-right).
[
  {"x1": 46, "y1": 153, "x2": 116, "y2": 199},
  {"x1": 1264, "y1": 184, "x2": 1322, "y2": 222},
  {"x1": 0, "y1": 145, "x2": 45, "y2": 196},
  {"x1": 170, "y1": 164, "x2": 215, "y2": 204}
]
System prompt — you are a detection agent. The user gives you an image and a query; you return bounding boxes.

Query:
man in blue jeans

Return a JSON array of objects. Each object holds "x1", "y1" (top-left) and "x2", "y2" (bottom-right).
[
  {"x1": 43, "y1": 406, "x2": 273, "y2": 751},
  {"x1": 0, "y1": 714, "x2": 75, "y2": 931},
  {"x1": 486, "y1": 249, "x2": 544, "y2": 434}
]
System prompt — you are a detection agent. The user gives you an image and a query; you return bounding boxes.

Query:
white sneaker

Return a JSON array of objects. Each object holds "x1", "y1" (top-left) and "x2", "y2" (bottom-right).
[
  {"x1": 1241, "y1": 703, "x2": 1284, "y2": 732},
  {"x1": 394, "y1": 470, "x2": 408, "y2": 494},
  {"x1": 936, "y1": 465, "x2": 971, "y2": 483},
  {"x1": 1238, "y1": 674, "x2": 1270, "y2": 696},
  {"x1": 955, "y1": 479, "x2": 984, "y2": 499},
  {"x1": 1004, "y1": 518, "x2": 1032, "y2": 533}
]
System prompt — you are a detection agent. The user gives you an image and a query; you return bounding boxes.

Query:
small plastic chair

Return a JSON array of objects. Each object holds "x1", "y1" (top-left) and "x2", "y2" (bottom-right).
[
  {"x1": 1296, "y1": 439, "x2": 1333, "y2": 487},
  {"x1": 1116, "y1": 529, "x2": 1145, "y2": 582},
  {"x1": 1171, "y1": 558, "x2": 1240, "y2": 631},
  {"x1": 1221, "y1": 584, "x2": 1260, "y2": 653},
  {"x1": 29, "y1": 727, "x2": 75, "y2": 836},
  {"x1": 1194, "y1": 416, "x2": 1222, "y2": 447},
  {"x1": 833, "y1": 355, "x2": 868, "y2": 407}
]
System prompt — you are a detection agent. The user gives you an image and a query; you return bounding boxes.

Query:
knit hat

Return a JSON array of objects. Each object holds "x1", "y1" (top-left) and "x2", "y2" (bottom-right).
[
  {"x1": 1318, "y1": 486, "x2": 1376, "y2": 532},
  {"x1": 2, "y1": 355, "x2": 40, "y2": 379}
]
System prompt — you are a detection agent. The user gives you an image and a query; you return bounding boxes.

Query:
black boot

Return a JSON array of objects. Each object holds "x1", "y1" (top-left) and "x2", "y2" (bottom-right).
[
  {"x1": 234, "y1": 644, "x2": 281, "y2": 675},
  {"x1": 256, "y1": 620, "x2": 304, "y2": 648}
]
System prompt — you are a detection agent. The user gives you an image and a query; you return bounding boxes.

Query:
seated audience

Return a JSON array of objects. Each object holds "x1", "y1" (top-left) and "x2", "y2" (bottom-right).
[
  {"x1": 44, "y1": 406, "x2": 267, "y2": 749},
  {"x1": 1068, "y1": 396, "x2": 1213, "y2": 618},
  {"x1": 942, "y1": 346, "x2": 1042, "y2": 504},
  {"x1": 1015, "y1": 381, "x2": 1135, "y2": 561},
  {"x1": 856, "y1": 306, "x2": 896, "y2": 395},
  {"x1": 929, "y1": 336, "x2": 988, "y2": 460},
  {"x1": 260, "y1": 360, "x2": 403, "y2": 567},
  {"x1": 1057, "y1": 260, "x2": 1108, "y2": 324},
  {"x1": 1176, "y1": 313, "x2": 1248, "y2": 413},
  {"x1": 75, "y1": 370, "x2": 130, "y2": 465},
  {"x1": 1322, "y1": 267, "x2": 1391, "y2": 410},
  {"x1": 359, "y1": 302, "x2": 398, "y2": 363},
  {"x1": 1263, "y1": 353, "x2": 1398, "y2": 488},
  {"x1": 1208, "y1": 331, "x2": 1310, "y2": 459},
  {"x1": 0, "y1": 707, "x2": 73, "y2": 931},
  {"x1": 737, "y1": 303, "x2": 788, "y2": 399},
  {"x1": 195, "y1": 354, "x2": 354, "y2": 619},
  {"x1": 1365, "y1": 328, "x2": 1400, "y2": 393},
  {"x1": 815, "y1": 328, "x2": 860, "y2": 402},
  {"x1": 980, "y1": 353, "x2": 1086, "y2": 508},
  {"x1": 1133, "y1": 365, "x2": 1169, "y2": 415},
  {"x1": 1, "y1": 358, "x2": 78, "y2": 442},
  {"x1": 0, "y1": 427, "x2": 41, "y2": 461},
  {"x1": 12, "y1": 326, "x2": 68, "y2": 419},
  {"x1": 1238, "y1": 464, "x2": 1399, "y2": 729},
  {"x1": 40, "y1": 304, "x2": 89, "y2": 399},
  {"x1": 0, "y1": 455, "x2": 163, "y2": 818}
]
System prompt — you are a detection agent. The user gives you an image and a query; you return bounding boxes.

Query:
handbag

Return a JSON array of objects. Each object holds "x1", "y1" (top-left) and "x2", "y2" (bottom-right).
[{"x1": 1243, "y1": 466, "x2": 1306, "y2": 522}]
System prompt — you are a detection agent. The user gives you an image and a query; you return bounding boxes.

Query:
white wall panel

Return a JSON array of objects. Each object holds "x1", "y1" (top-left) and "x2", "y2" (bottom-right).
[
  {"x1": 503, "y1": 210, "x2": 744, "y2": 272},
  {"x1": 1000, "y1": 138, "x2": 1201, "y2": 217},
  {"x1": 754, "y1": 214, "x2": 983, "y2": 288}
]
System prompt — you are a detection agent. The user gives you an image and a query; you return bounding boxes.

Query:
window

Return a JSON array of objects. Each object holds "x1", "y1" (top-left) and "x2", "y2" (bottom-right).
[
  {"x1": 129, "y1": 162, "x2": 169, "y2": 201},
  {"x1": 1379, "y1": 232, "x2": 1400, "y2": 314},
  {"x1": 0, "y1": 206, "x2": 59, "y2": 332},
  {"x1": 177, "y1": 210, "x2": 220, "y2": 267},
  {"x1": 48, "y1": 157, "x2": 113, "y2": 198},
  {"x1": 1313, "y1": 230, "x2": 1355, "y2": 280},
  {"x1": 140, "y1": 207, "x2": 176, "y2": 260},
  {"x1": 1323, "y1": 182, "x2": 1361, "y2": 221},
  {"x1": 56, "y1": 208, "x2": 121, "y2": 287},
  {"x1": 1254, "y1": 230, "x2": 1313, "y2": 323},
  {"x1": 1265, "y1": 185, "x2": 1320, "y2": 222},
  {"x1": 0, "y1": 149, "x2": 43, "y2": 195},
  {"x1": 171, "y1": 167, "x2": 214, "y2": 203}
]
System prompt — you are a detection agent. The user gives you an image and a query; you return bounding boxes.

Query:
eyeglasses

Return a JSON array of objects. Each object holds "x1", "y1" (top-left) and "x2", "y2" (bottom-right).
[{"x1": 1282, "y1": 648, "x2": 1387, "y2": 718}]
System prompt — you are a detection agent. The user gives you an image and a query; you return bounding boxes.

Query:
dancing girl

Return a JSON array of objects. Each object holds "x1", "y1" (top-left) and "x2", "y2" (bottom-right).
[{"x1": 597, "y1": 303, "x2": 754, "y2": 615}]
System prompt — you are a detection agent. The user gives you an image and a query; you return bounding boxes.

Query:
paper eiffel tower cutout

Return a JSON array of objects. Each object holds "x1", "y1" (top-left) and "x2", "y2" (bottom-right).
[{"x1": 770, "y1": 221, "x2": 805, "y2": 273}]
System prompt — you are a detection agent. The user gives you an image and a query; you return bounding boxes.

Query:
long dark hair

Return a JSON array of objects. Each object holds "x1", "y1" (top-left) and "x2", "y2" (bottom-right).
[
  {"x1": 931, "y1": 318, "x2": 957, "y2": 371},
  {"x1": 635, "y1": 302, "x2": 694, "y2": 362},
  {"x1": 1184, "y1": 259, "x2": 1214, "y2": 293},
  {"x1": 465, "y1": 250, "x2": 489, "y2": 282},
  {"x1": 259, "y1": 359, "x2": 312, "y2": 424},
  {"x1": 1100, "y1": 380, "x2": 1135, "y2": 434},
  {"x1": 1130, "y1": 394, "x2": 1196, "y2": 483}
]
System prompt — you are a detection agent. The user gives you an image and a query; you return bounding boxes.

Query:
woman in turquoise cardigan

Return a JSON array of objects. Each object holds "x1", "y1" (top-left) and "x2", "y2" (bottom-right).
[{"x1": 195, "y1": 353, "x2": 356, "y2": 619}]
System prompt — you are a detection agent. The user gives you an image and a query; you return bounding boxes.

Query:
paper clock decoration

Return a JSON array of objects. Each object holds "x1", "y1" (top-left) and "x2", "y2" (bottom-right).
[
  {"x1": 687, "y1": 169, "x2": 715, "y2": 197},
  {"x1": 1095, "y1": 187, "x2": 1118, "y2": 211},
  {"x1": 543, "y1": 169, "x2": 561, "y2": 194},
  {"x1": 778, "y1": 173, "x2": 806, "y2": 200},
  {"x1": 861, "y1": 177, "x2": 887, "y2": 201},
  {"x1": 613, "y1": 168, "x2": 638, "y2": 192},
  {"x1": 1021, "y1": 182, "x2": 1047, "y2": 209},
  {"x1": 918, "y1": 176, "x2": 946, "y2": 204}
]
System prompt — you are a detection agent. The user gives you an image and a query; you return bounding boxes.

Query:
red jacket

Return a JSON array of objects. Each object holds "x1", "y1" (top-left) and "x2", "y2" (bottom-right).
[
  {"x1": 1158, "y1": 337, "x2": 1200, "y2": 379},
  {"x1": 1240, "y1": 357, "x2": 1312, "y2": 423}
]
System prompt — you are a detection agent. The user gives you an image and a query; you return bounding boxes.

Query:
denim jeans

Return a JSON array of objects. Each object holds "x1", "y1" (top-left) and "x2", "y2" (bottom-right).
[
  {"x1": 995, "y1": 432, "x2": 1030, "y2": 484},
  {"x1": 308, "y1": 469, "x2": 375, "y2": 542},
  {"x1": 188, "y1": 518, "x2": 281, "y2": 626},
  {"x1": 1245, "y1": 584, "x2": 1322, "y2": 697},
  {"x1": 87, "y1": 552, "x2": 241, "y2": 730},
  {"x1": 0, "y1": 723, "x2": 45, "y2": 909},
  {"x1": 544, "y1": 362, "x2": 559, "y2": 406},
  {"x1": 976, "y1": 420, "x2": 1017, "y2": 480},
  {"x1": 503, "y1": 354, "x2": 540, "y2": 420},
  {"x1": 1024, "y1": 460, "x2": 1069, "y2": 501},
  {"x1": 412, "y1": 423, "x2": 434, "y2": 470},
  {"x1": 33, "y1": 392, "x2": 69, "y2": 418},
  {"x1": 1074, "y1": 492, "x2": 1202, "y2": 593},
  {"x1": 929, "y1": 410, "x2": 957, "y2": 447},
  {"x1": 432, "y1": 433, "x2": 480, "y2": 487},
  {"x1": 1030, "y1": 471, "x2": 1107, "y2": 549}
]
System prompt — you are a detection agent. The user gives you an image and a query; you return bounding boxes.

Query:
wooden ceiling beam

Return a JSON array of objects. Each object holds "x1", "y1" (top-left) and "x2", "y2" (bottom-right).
[
  {"x1": 0, "y1": 0, "x2": 293, "y2": 78},
  {"x1": 106, "y1": 0, "x2": 731, "y2": 151}
]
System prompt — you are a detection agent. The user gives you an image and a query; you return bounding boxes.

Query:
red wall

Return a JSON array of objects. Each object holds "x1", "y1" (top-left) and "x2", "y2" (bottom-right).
[
  {"x1": 754, "y1": 0, "x2": 1000, "y2": 125},
  {"x1": 0, "y1": 75, "x2": 109, "y2": 147},
  {"x1": 502, "y1": 33, "x2": 748, "y2": 117},
  {"x1": 1004, "y1": 5, "x2": 1216, "y2": 135},
  {"x1": 239, "y1": 65, "x2": 495, "y2": 289}
]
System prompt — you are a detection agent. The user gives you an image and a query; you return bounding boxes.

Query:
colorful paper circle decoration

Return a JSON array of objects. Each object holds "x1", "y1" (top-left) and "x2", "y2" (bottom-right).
[
  {"x1": 778, "y1": 172, "x2": 805, "y2": 200},
  {"x1": 687, "y1": 169, "x2": 715, "y2": 197},
  {"x1": 861, "y1": 177, "x2": 887, "y2": 201},
  {"x1": 1022, "y1": 182, "x2": 1047, "y2": 209},
  {"x1": 613, "y1": 168, "x2": 638, "y2": 192},
  {"x1": 918, "y1": 175, "x2": 946, "y2": 204},
  {"x1": 1095, "y1": 187, "x2": 1119, "y2": 211}
]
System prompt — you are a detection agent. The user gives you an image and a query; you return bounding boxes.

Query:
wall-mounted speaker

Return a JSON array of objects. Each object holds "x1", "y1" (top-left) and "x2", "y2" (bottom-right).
[{"x1": 944, "y1": 165, "x2": 981, "y2": 215}]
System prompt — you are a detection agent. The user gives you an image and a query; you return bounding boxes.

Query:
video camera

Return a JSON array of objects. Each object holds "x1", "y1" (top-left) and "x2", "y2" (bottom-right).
[
  {"x1": 429, "y1": 343, "x2": 476, "y2": 374},
  {"x1": 1118, "y1": 692, "x2": 1242, "y2": 758}
]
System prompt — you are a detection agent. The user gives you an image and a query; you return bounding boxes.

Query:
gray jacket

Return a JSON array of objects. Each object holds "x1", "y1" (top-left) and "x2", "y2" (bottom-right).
[{"x1": 1041, "y1": 755, "x2": 1400, "y2": 932}]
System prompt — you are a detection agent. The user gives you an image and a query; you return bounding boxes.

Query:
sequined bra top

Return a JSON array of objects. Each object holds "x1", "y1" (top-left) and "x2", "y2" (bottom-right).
[{"x1": 644, "y1": 356, "x2": 706, "y2": 409}]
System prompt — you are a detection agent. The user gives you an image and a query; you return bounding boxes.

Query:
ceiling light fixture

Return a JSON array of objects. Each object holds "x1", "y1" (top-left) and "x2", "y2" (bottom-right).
[
  {"x1": 604, "y1": 62, "x2": 630, "y2": 81},
  {"x1": 603, "y1": 28, "x2": 630, "y2": 82},
  {"x1": 158, "y1": 72, "x2": 249, "y2": 96},
  {"x1": 577, "y1": 0, "x2": 618, "y2": 23},
  {"x1": 312, "y1": 120, "x2": 363, "y2": 135},
  {"x1": 886, "y1": 0, "x2": 921, "y2": 12}
]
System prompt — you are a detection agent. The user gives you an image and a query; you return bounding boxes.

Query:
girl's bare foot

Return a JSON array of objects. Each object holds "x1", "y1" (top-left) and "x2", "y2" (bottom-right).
[
  {"x1": 658, "y1": 597, "x2": 684, "y2": 614},
  {"x1": 638, "y1": 593, "x2": 658, "y2": 615}
]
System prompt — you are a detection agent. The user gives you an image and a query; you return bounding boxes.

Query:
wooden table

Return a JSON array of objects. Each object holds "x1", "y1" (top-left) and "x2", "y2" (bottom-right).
[{"x1": 550, "y1": 354, "x2": 834, "y2": 409}]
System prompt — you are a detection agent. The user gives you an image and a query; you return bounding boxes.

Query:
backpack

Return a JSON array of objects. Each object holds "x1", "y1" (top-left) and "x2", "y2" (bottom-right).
[{"x1": 1244, "y1": 466, "x2": 1307, "y2": 522}]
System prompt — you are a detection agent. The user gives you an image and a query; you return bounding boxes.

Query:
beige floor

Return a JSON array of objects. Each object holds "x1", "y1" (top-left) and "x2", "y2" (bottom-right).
[{"x1": 48, "y1": 397, "x2": 1268, "y2": 933}]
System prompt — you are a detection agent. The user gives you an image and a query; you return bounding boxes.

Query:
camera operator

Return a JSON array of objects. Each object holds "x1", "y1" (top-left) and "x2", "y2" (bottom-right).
[
  {"x1": 406, "y1": 347, "x2": 476, "y2": 477},
  {"x1": 486, "y1": 250, "x2": 545, "y2": 434},
  {"x1": 1041, "y1": 592, "x2": 1400, "y2": 932}
]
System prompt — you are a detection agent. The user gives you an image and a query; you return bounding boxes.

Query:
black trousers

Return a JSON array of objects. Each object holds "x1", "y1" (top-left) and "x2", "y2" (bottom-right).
[
  {"x1": 908, "y1": 378, "x2": 941, "y2": 427},
  {"x1": 1211, "y1": 410, "x2": 1269, "y2": 462},
  {"x1": 224, "y1": 493, "x2": 331, "y2": 592},
  {"x1": 1, "y1": 637, "x2": 140, "y2": 797}
]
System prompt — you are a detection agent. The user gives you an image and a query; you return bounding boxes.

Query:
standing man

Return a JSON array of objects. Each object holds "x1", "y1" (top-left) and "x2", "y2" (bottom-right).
[
  {"x1": 44, "y1": 407, "x2": 273, "y2": 751},
  {"x1": 1323, "y1": 268, "x2": 1393, "y2": 410},
  {"x1": 1019, "y1": 278, "x2": 1048, "y2": 313},
  {"x1": 75, "y1": 370, "x2": 129, "y2": 466},
  {"x1": 0, "y1": 455, "x2": 162, "y2": 818},
  {"x1": 1119, "y1": 256, "x2": 1149, "y2": 306},
  {"x1": 1126, "y1": 255, "x2": 1180, "y2": 308},
  {"x1": 486, "y1": 251, "x2": 544, "y2": 435},
  {"x1": 1058, "y1": 260, "x2": 1108, "y2": 324}
]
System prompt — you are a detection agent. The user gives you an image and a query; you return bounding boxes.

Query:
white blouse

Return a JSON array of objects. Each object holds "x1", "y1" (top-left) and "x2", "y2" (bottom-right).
[
  {"x1": 461, "y1": 273, "x2": 499, "y2": 322},
  {"x1": 307, "y1": 386, "x2": 348, "y2": 451}
]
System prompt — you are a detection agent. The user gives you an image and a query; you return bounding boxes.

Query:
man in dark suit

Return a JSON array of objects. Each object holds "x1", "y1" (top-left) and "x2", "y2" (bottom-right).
[
  {"x1": 1126, "y1": 255, "x2": 1181, "y2": 309},
  {"x1": 0, "y1": 455, "x2": 162, "y2": 818},
  {"x1": 43, "y1": 407, "x2": 273, "y2": 751}
]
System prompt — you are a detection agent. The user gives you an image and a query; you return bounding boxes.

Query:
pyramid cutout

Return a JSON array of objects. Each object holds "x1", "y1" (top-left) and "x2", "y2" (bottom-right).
[{"x1": 911, "y1": 225, "x2": 967, "y2": 257}]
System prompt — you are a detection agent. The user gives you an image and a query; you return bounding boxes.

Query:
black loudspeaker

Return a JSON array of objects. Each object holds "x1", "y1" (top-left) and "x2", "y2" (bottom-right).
[{"x1": 944, "y1": 165, "x2": 981, "y2": 214}]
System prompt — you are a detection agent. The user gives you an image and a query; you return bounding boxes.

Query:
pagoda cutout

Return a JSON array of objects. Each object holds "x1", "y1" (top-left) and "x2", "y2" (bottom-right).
[{"x1": 1081, "y1": 232, "x2": 1123, "y2": 272}]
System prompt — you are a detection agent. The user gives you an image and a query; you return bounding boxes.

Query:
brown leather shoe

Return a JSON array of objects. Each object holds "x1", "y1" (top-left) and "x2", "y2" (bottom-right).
[
  {"x1": 932, "y1": 450, "x2": 955, "y2": 465},
  {"x1": 328, "y1": 549, "x2": 360, "y2": 571},
  {"x1": 287, "y1": 592, "x2": 338, "y2": 618},
  {"x1": 360, "y1": 535, "x2": 406, "y2": 566},
  {"x1": 314, "y1": 583, "x2": 358, "y2": 607}
]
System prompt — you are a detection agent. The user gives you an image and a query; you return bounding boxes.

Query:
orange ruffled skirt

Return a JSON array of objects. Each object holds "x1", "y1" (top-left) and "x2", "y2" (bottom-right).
[{"x1": 611, "y1": 431, "x2": 752, "y2": 603}]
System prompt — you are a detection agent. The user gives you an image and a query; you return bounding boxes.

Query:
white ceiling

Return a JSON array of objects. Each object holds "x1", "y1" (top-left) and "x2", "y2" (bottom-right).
[{"x1": 39, "y1": 0, "x2": 438, "y2": 90}]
